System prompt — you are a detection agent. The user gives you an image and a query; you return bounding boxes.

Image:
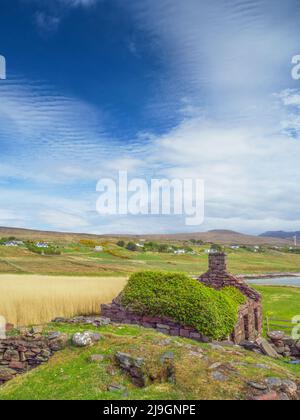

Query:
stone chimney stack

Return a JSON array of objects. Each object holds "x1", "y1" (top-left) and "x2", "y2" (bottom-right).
[{"x1": 209, "y1": 252, "x2": 227, "y2": 273}]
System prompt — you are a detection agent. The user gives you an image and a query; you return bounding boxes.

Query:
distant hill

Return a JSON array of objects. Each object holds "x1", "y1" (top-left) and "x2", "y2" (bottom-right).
[
  {"x1": 0, "y1": 226, "x2": 292, "y2": 246},
  {"x1": 138, "y1": 229, "x2": 292, "y2": 245},
  {"x1": 260, "y1": 231, "x2": 300, "y2": 240}
]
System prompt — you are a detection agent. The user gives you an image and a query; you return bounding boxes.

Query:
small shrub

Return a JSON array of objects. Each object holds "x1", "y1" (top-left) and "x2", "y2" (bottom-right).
[
  {"x1": 120, "y1": 271, "x2": 246, "y2": 340},
  {"x1": 210, "y1": 244, "x2": 223, "y2": 252},
  {"x1": 126, "y1": 242, "x2": 138, "y2": 252},
  {"x1": 25, "y1": 242, "x2": 61, "y2": 256},
  {"x1": 79, "y1": 239, "x2": 98, "y2": 248}
]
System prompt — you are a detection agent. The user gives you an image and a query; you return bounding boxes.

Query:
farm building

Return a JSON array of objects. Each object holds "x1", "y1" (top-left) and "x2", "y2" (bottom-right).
[
  {"x1": 94, "y1": 246, "x2": 103, "y2": 252},
  {"x1": 35, "y1": 242, "x2": 49, "y2": 248}
]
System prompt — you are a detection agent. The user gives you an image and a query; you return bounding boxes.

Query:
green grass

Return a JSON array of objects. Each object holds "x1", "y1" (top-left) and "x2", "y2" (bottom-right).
[
  {"x1": 256, "y1": 286, "x2": 300, "y2": 320},
  {"x1": 1, "y1": 243, "x2": 300, "y2": 276},
  {"x1": 254, "y1": 286, "x2": 300, "y2": 335},
  {"x1": 0, "y1": 323, "x2": 299, "y2": 400}
]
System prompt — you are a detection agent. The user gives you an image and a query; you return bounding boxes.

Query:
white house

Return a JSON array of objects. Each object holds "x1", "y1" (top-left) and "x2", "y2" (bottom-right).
[
  {"x1": 4, "y1": 241, "x2": 18, "y2": 247},
  {"x1": 94, "y1": 246, "x2": 103, "y2": 252},
  {"x1": 174, "y1": 249, "x2": 186, "y2": 255},
  {"x1": 36, "y1": 242, "x2": 49, "y2": 248}
]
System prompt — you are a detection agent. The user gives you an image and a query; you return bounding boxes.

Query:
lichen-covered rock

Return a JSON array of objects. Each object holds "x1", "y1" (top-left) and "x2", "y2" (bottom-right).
[
  {"x1": 72, "y1": 332, "x2": 93, "y2": 347},
  {"x1": 281, "y1": 379, "x2": 298, "y2": 396},
  {"x1": 115, "y1": 352, "x2": 146, "y2": 387},
  {"x1": 266, "y1": 377, "x2": 283, "y2": 389},
  {"x1": 89, "y1": 354, "x2": 105, "y2": 362},
  {"x1": 48, "y1": 332, "x2": 69, "y2": 351},
  {"x1": 267, "y1": 331, "x2": 285, "y2": 342},
  {"x1": 72, "y1": 331, "x2": 103, "y2": 348},
  {"x1": 0, "y1": 367, "x2": 17, "y2": 382}
]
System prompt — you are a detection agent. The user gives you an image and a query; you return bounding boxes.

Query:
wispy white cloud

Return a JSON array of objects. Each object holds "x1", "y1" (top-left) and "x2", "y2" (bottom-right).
[
  {"x1": 39, "y1": 210, "x2": 90, "y2": 230},
  {"x1": 29, "y1": 0, "x2": 101, "y2": 32},
  {"x1": 2, "y1": 0, "x2": 300, "y2": 234},
  {"x1": 59, "y1": 0, "x2": 98, "y2": 7},
  {"x1": 0, "y1": 76, "x2": 121, "y2": 182},
  {"x1": 35, "y1": 11, "x2": 61, "y2": 32}
]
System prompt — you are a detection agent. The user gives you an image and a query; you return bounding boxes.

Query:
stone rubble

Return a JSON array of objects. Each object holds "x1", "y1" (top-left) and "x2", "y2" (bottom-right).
[
  {"x1": 248, "y1": 376, "x2": 300, "y2": 401},
  {"x1": 52, "y1": 316, "x2": 111, "y2": 327},
  {"x1": 238, "y1": 332, "x2": 300, "y2": 362},
  {"x1": 115, "y1": 350, "x2": 177, "y2": 388},
  {"x1": 0, "y1": 328, "x2": 69, "y2": 385},
  {"x1": 115, "y1": 352, "x2": 146, "y2": 387},
  {"x1": 0, "y1": 325, "x2": 103, "y2": 385}
]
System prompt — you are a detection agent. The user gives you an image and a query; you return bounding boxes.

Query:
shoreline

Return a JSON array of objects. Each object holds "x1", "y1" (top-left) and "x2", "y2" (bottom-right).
[{"x1": 238, "y1": 273, "x2": 300, "y2": 280}]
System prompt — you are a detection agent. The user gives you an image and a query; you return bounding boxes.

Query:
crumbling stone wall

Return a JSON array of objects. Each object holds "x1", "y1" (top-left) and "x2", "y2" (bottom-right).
[
  {"x1": 0, "y1": 329, "x2": 67, "y2": 385},
  {"x1": 198, "y1": 253, "x2": 263, "y2": 343},
  {"x1": 101, "y1": 302, "x2": 210, "y2": 342}
]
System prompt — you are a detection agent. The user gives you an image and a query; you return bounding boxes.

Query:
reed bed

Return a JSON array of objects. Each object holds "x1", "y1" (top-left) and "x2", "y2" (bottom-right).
[{"x1": 0, "y1": 275, "x2": 127, "y2": 326}]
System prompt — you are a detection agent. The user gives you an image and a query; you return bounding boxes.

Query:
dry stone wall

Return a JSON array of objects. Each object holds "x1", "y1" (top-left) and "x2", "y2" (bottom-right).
[
  {"x1": 0, "y1": 328, "x2": 68, "y2": 385},
  {"x1": 101, "y1": 301, "x2": 211, "y2": 342}
]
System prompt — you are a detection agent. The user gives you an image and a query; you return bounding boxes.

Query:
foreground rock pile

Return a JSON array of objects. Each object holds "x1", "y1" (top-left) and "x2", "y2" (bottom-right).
[
  {"x1": 52, "y1": 316, "x2": 111, "y2": 327},
  {"x1": 267, "y1": 331, "x2": 300, "y2": 359},
  {"x1": 114, "y1": 351, "x2": 176, "y2": 388},
  {"x1": 1, "y1": 317, "x2": 300, "y2": 400},
  {"x1": 0, "y1": 327, "x2": 68, "y2": 385},
  {"x1": 0, "y1": 325, "x2": 103, "y2": 385},
  {"x1": 247, "y1": 377, "x2": 300, "y2": 400},
  {"x1": 240, "y1": 331, "x2": 300, "y2": 362}
]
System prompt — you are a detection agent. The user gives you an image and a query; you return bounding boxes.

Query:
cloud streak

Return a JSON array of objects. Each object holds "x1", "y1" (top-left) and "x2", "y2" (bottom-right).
[{"x1": 1, "y1": 1, "x2": 300, "y2": 234}]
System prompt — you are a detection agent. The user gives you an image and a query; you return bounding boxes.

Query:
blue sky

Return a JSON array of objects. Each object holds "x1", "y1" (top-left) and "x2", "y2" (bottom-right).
[{"x1": 1, "y1": 0, "x2": 300, "y2": 234}]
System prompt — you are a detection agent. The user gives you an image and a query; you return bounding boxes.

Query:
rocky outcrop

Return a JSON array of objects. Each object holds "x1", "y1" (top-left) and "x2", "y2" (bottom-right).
[
  {"x1": 248, "y1": 377, "x2": 300, "y2": 400},
  {"x1": 115, "y1": 351, "x2": 176, "y2": 388}
]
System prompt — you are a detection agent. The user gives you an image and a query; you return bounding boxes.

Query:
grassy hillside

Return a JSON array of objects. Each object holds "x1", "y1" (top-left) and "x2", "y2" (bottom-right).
[
  {"x1": 0, "y1": 243, "x2": 300, "y2": 277},
  {"x1": 0, "y1": 226, "x2": 292, "y2": 245},
  {"x1": 0, "y1": 323, "x2": 299, "y2": 400}
]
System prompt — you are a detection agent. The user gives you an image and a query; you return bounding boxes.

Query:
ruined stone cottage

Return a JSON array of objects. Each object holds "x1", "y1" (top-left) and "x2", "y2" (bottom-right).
[
  {"x1": 197, "y1": 253, "x2": 263, "y2": 343},
  {"x1": 101, "y1": 253, "x2": 263, "y2": 344}
]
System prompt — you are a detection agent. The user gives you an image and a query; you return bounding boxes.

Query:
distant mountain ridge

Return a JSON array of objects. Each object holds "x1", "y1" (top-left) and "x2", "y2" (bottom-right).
[
  {"x1": 0, "y1": 226, "x2": 293, "y2": 246},
  {"x1": 260, "y1": 231, "x2": 300, "y2": 239}
]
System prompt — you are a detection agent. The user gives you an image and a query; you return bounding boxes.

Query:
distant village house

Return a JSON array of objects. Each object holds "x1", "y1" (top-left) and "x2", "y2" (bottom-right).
[{"x1": 35, "y1": 242, "x2": 49, "y2": 248}]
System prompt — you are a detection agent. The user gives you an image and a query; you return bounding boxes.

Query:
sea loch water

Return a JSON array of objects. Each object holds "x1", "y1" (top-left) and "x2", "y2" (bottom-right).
[{"x1": 247, "y1": 277, "x2": 300, "y2": 287}]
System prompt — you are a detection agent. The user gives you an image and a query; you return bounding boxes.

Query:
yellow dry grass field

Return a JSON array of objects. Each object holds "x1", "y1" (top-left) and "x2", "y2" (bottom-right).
[{"x1": 0, "y1": 275, "x2": 127, "y2": 326}]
